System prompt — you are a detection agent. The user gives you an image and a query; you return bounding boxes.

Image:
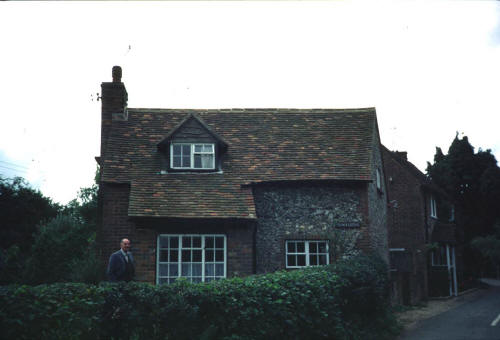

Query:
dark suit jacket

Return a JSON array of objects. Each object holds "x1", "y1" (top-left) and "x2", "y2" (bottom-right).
[{"x1": 107, "y1": 250, "x2": 135, "y2": 282}]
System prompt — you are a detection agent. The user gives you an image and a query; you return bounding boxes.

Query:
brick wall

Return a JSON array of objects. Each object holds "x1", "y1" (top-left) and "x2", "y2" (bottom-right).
[
  {"x1": 97, "y1": 182, "x2": 136, "y2": 275},
  {"x1": 382, "y1": 148, "x2": 428, "y2": 303}
]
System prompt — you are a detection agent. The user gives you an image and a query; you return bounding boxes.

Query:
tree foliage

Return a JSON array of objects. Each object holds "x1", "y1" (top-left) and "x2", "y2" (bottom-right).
[
  {"x1": 0, "y1": 176, "x2": 60, "y2": 251},
  {"x1": 0, "y1": 168, "x2": 102, "y2": 285},
  {"x1": 427, "y1": 134, "x2": 500, "y2": 276},
  {"x1": 427, "y1": 135, "x2": 500, "y2": 240}
]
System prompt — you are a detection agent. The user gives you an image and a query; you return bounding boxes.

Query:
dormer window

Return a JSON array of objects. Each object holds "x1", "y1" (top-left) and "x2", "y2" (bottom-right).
[{"x1": 171, "y1": 143, "x2": 215, "y2": 170}]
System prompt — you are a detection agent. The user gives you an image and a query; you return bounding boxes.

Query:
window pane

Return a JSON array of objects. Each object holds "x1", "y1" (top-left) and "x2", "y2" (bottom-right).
[
  {"x1": 318, "y1": 242, "x2": 327, "y2": 253},
  {"x1": 158, "y1": 278, "x2": 169, "y2": 285},
  {"x1": 206, "y1": 250, "x2": 214, "y2": 262},
  {"x1": 182, "y1": 236, "x2": 191, "y2": 248},
  {"x1": 297, "y1": 242, "x2": 305, "y2": 253},
  {"x1": 182, "y1": 145, "x2": 191, "y2": 155},
  {"x1": 169, "y1": 264, "x2": 178, "y2": 277},
  {"x1": 170, "y1": 237, "x2": 178, "y2": 248},
  {"x1": 193, "y1": 250, "x2": 202, "y2": 262},
  {"x1": 170, "y1": 250, "x2": 178, "y2": 262},
  {"x1": 182, "y1": 157, "x2": 190, "y2": 168},
  {"x1": 182, "y1": 250, "x2": 191, "y2": 262},
  {"x1": 194, "y1": 154, "x2": 202, "y2": 168},
  {"x1": 194, "y1": 145, "x2": 202, "y2": 152},
  {"x1": 159, "y1": 264, "x2": 168, "y2": 276},
  {"x1": 181, "y1": 263, "x2": 191, "y2": 277},
  {"x1": 192, "y1": 237, "x2": 201, "y2": 248},
  {"x1": 287, "y1": 255, "x2": 296, "y2": 267},
  {"x1": 159, "y1": 250, "x2": 168, "y2": 262},
  {"x1": 215, "y1": 237, "x2": 224, "y2": 249},
  {"x1": 287, "y1": 242, "x2": 296, "y2": 253},
  {"x1": 215, "y1": 250, "x2": 224, "y2": 262},
  {"x1": 310, "y1": 255, "x2": 318, "y2": 266},
  {"x1": 169, "y1": 278, "x2": 177, "y2": 284},
  {"x1": 159, "y1": 237, "x2": 169, "y2": 248},
  {"x1": 319, "y1": 255, "x2": 327, "y2": 265},
  {"x1": 203, "y1": 145, "x2": 213, "y2": 152},
  {"x1": 173, "y1": 156, "x2": 181, "y2": 168},
  {"x1": 192, "y1": 264, "x2": 202, "y2": 276},
  {"x1": 201, "y1": 154, "x2": 213, "y2": 168},
  {"x1": 205, "y1": 237, "x2": 214, "y2": 249},
  {"x1": 205, "y1": 278, "x2": 212, "y2": 283},
  {"x1": 173, "y1": 145, "x2": 181, "y2": 155},
  {"x1": 192, "y1": 277, "x2": 202, "y2": 283},
  {"x1": 310, "y1": 242, "x2": 317, "y2": 253},
  {"x1": 205, "y1": 263, "x2": 215, "y2": 276},
  {"x1": 215, "y1": 263, "x2": 224, "y2": 276},
  {"x1": 297, "y1": 254, "x2": 306, "y2": 266}
]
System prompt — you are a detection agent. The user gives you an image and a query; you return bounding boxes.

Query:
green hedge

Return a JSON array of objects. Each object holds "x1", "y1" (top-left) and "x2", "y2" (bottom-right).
[{"x1": 0, "y1": 254, "x2": 398, "y2": 340}]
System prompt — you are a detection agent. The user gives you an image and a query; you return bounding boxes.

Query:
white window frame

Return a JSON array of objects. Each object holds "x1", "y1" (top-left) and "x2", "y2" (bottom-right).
[
  {"x1": 430, "y1": 195, "x2": 437, "y2": 218},
  {"x1": 156, "y1": 234, "x2": 226, "y2": 284},
  {"x1": 285, "y1": 240, "x2": 329, "y2": 268},
  {"x1": 170, "y1": 143, "x2": 215, "y2": 170}
]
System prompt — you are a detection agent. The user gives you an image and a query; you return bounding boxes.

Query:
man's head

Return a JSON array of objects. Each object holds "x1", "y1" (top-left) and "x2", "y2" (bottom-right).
[{"x1": 120, "y1": 238, "x2": 131, "y2": 252}]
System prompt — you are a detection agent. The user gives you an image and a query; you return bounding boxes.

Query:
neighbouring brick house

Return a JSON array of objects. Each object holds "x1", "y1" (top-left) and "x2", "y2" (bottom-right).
[
  {"x1": 382, "y1": 146, "x2": 462, "y2": 304},
  {"x1": 97, "y1": 66, "x2": 389, "y2": 284}
]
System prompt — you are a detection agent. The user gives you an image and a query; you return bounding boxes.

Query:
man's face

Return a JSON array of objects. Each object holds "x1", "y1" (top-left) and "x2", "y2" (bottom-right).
[{"x1": 121, "y1": 239, "x2": 131, "y2": 252}]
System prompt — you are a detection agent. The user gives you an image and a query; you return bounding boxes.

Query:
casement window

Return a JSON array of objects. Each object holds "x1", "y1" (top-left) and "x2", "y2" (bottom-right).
[
  {"x1": 157, "y1": 235, "x2": 226, "y2": 284},
  {"x1": 170, "y1": 143, "x2": 215, "y2": 169},
  {"x1": 389, "y1": 248, "x2": 405, "y2": 272},
  {"x1": 431, "y1": 244, "x2": 449, "y2": 267},
  {"x1": 286, "y1": 240, "x2": 329, "y2": 268},
  {"x1": 430, "y1": 195, "x2": 437, "y2": 218}
]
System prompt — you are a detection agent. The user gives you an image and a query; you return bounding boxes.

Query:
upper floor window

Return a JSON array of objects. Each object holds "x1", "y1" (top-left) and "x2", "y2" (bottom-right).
[
  {"x1": 430, "y1": 195, "x2": 437, "y2": 218},
  {"x1": 171, "y1": 143, "x2": 215, "y2": 170},
  {"x1": 286, "y1": 240, "x2": 329, "y2": 268},
  {"x1": 376, "y1": 168, "x2": 382, "y2": 190}
]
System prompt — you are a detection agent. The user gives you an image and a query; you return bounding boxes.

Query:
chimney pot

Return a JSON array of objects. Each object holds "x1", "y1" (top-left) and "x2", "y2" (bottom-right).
[{"x1": 112, "y1": 66, "x2": 122, "y2": 83}]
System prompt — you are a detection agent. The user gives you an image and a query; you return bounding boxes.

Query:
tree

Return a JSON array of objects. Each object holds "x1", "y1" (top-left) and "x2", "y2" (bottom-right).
[
  {"x1": 0, "y1": 176, "x2": 60, "y2": 251},
  {"x1": 471, "y1": 221, "x2": 500, "y2": 278},
  {"x1": 427, "y1": 134, "x2": 500, "y2": 276}
]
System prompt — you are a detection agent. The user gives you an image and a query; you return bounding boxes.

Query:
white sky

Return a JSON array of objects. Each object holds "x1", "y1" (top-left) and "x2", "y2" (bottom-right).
[{"x1": 1, "y1": 1, "x2": 499, "y2": 204}]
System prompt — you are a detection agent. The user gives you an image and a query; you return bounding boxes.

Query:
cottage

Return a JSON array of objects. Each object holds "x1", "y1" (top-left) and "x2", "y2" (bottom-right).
[
  {"x1": 382, "y1": 146, "x2": 462, "y2": 304},
  {"x1": 97, "y1": 66, "x2": 389, "y2": 284}
]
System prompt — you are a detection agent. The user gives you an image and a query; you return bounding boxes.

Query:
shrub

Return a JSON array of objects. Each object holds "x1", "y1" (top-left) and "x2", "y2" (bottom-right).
[{"x1": 0, "y1": 254, "x2": 398, "y2": 340}]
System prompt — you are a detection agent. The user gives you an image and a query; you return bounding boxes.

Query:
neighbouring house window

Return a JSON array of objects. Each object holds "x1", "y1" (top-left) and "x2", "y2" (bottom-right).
[
  {"x1": 389, "y1": 248, "x2": 405, "y2": 272},
  {"x1": 430, "y1": 195, "x2": 437, "y2": 218},
  {"x1": 449, "y1": 205, "x2": 455, "y2": 222},
  {"x1": 171, "y1": 143, "x2": 215, "y2": 169},
  {"x1": 376, "y1": 168, "x2": 382, "y2": 190},
  {"x1": 157, "y1": 235, "x2": 226, "y2": 284},
  {"x1": 286, "y1": 240, "x2": 329, "y2": 268},
  {"x1": 431, "y1": 244, "x2": 448, "y2": 266}
]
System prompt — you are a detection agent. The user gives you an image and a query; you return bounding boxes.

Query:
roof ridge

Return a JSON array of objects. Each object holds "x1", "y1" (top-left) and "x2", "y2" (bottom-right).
[{"x1": 127, "y1": 107, "x2": 376, "y2": 113}]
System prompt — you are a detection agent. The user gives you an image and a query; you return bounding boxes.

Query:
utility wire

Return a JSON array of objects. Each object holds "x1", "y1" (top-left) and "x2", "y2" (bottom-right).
[{"x1": 0, "y1": 160, "x2": 30, "y2": 170}]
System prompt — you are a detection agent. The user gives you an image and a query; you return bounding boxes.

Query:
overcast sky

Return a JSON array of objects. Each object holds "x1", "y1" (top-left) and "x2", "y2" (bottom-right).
[{"x1": 1, "y1": 1, "x2": 499, "y2": 204}]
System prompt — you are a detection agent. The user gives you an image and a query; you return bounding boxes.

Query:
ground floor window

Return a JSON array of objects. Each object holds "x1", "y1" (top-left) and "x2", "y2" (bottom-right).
[
  {"x1": 157, "y1": 234, "x2": 226, "y2": 284},
  {"x1": 286, "y1": 240, "x2": 329, "y2": 268},
  {"x1": 431, "y1": 244, "x2": 455, "y2": 267}
]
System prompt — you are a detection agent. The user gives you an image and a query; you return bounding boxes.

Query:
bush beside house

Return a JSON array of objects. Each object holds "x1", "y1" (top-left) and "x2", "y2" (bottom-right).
[{"x1": 0, "y1": 254, "x2": 399, "y2": 340}]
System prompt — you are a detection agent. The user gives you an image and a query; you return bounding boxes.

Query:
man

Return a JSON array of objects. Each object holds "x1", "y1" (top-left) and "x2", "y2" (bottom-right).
[{"x1": 107, "y1": 238, "x2": 135, "y2": 282}]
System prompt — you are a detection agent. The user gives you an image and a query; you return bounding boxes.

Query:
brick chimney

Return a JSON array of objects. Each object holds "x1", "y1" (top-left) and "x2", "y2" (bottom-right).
[
  {"x1": 100, "y1": 66, "x2": 128, "y2": 157},
  {"x1": 394, "y1": 151, "x2": 408, "y2": 161}
]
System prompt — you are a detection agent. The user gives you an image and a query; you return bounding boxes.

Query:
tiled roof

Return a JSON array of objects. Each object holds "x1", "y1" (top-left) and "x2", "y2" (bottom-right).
[{"x1": 101, "y1": 108, "x2": 378, "y2": 218}]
